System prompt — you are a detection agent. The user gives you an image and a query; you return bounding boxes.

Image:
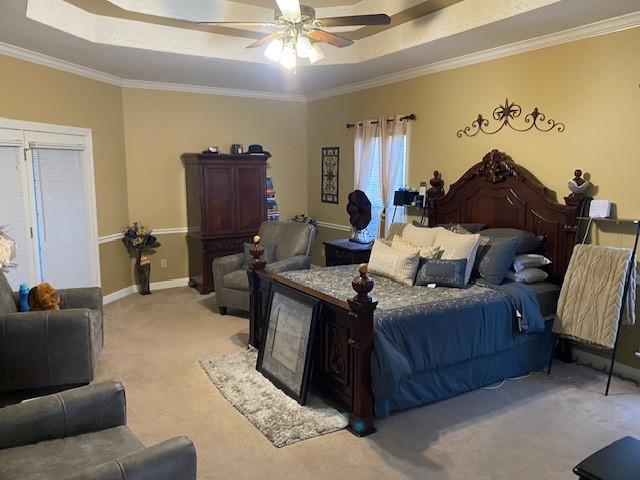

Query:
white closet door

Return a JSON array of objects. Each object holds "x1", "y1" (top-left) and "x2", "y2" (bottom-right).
[
  {"x1": 0, "y1": 144, "x2": 37, "y2": 289},
  {"x1": 30, "y1": 145, "x2": 92, "y2": 288}
]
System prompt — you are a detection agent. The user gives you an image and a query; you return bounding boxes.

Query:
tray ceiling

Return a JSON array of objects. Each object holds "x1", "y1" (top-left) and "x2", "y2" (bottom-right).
[{"x1": 0, "y1": 0, "x2": 639, "y2": 97}]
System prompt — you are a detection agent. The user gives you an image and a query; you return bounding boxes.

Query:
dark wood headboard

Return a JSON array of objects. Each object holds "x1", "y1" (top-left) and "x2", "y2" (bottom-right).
[{"x1": 428, "y1": 149, "x2": 585, "y2": 281}]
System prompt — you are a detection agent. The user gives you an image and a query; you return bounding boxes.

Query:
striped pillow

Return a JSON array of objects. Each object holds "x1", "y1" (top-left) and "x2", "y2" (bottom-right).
[{"x1": 368, "y1": 240, "x2": 421, "y2": 286}]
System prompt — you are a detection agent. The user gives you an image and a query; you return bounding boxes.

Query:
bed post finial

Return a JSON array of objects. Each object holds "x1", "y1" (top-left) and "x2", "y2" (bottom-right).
[
  {"x1": 426, "y1": 170, "x2": 445, "y2": 225},
  {"x1": 249, "y1": 234, "x2": 266, "y2": 269},
  {"x1": 351, "y1": 264, "x2": 374, "y2": 303}
]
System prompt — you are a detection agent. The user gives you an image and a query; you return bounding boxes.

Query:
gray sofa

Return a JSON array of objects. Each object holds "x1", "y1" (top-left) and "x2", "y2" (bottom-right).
[
  {"x1": 0, "y1": 271, "x2": 103, "y2": 392},
  {"x1": 0, "y1": 381, "x2": 196, "y2": 480},
  {"x1": 213, "y1": 221, "x2": 316, "y2": 314}
]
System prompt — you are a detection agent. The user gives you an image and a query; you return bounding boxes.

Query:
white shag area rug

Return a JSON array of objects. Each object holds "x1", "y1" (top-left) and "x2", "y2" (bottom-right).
[{"x1": 199, "y1": 349, "x2": 348, "y2": 447}]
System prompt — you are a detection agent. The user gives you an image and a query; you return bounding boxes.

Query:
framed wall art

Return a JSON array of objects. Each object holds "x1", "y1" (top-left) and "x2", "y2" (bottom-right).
[
  {"x1": 321, "y1": 147, "x2": 339, "y2": 204},
  {"x1": 256, "y1": 283, "x2": 322, "y2": 405}
]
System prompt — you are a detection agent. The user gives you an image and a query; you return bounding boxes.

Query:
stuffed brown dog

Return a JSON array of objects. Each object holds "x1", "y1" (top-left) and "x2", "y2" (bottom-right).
[{"x1": 28, "y1": 283, "x2": 60, "y2": 311}]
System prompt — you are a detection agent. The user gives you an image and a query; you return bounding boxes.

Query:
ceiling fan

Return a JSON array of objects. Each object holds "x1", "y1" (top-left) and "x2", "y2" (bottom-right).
[{"x1": 197, "y1": 0, "x2": 390, "y2": 69}]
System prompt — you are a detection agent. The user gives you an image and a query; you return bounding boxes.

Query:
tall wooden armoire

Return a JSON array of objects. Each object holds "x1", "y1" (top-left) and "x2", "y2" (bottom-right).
[{"x1": 182, "y1": 152, "x2": 269, "y2": 294}]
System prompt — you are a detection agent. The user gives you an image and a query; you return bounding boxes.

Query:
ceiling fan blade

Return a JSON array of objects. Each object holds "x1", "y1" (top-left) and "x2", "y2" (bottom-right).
[
  {"x1": 317, "y1": 14, "x2": 391, "y2": 27},
  {"x1": 307, "y1": 29, "x2": 353, "y2": 48},
  {"x1": 197, "y1": 21, "x2": 276, "y2": 26},
  {"x1": 276, "y1": 0, "x2": 302, "y2": 22},
  {"x1": 246, "y1": 33, "x2": 278, "y2": 49}
]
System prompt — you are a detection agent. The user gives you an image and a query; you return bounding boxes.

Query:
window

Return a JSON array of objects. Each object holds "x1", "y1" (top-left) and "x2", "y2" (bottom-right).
[
  {"x1": 0, "y1": 121, "x2": 99, "y2": 290},
  {"x1": 363, "y1": 134, "x2": 408, "y2": 239}
]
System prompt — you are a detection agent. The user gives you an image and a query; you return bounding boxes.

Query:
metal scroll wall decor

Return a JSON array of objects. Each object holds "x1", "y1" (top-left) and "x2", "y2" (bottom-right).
[{"x1": 456, "y1": 98, "x2": 565, "y2": 138}]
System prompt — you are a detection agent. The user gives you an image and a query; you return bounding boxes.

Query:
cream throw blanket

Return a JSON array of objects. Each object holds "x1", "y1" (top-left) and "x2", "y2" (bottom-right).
[{"x1": 554, "y1": 244, "x2": 636, "y2": 349}]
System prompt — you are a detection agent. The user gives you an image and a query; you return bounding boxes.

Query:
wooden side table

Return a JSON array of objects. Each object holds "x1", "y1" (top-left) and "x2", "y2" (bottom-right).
[{"x1": 324, "y1": 239, "x2": 373, "y2": 267}]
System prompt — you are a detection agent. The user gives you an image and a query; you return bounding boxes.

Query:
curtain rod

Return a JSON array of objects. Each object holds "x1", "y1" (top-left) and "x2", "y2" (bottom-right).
[{"x1": 346, "y1": 114, "x2": 416, "y2": 129}]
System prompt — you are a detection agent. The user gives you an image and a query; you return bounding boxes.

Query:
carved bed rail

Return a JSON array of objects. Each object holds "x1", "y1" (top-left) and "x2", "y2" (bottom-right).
[{"x1": 248, "y1": 237, "x2": 378, "y2": 436}]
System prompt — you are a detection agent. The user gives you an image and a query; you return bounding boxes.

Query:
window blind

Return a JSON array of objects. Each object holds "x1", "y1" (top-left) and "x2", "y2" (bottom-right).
[
  {"x1": 0, "y1": 146, "x2": 33, "y2": 289},
  {"x1": 31, "y1": 147, "x2": 91, "y2": 288}
]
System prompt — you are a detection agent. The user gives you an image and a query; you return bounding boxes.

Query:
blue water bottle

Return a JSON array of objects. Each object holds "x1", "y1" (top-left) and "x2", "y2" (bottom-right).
[{"x1": 19, "y1": 283, "x2": 30, "y2": 312}]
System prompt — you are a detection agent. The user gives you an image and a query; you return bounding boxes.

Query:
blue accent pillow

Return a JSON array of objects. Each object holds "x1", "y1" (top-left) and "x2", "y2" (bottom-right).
[
  {"x1": 481, "y1": 228, "x2": 544, "y2": 254},
  {"x1": 473, "y1": 237, "x2": 518, "y2": 284},
  {"x1": 415, "y1": 258, "x2": 467, "y2": 288}
]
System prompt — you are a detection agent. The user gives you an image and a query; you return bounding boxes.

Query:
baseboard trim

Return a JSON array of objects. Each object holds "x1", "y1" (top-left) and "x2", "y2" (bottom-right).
[
  {"x1": 573, "y1": 348, "x2": 640, "y2": 383},
  {"x1": 103, "y1": 277, "x2": 190, "y2": 305}
]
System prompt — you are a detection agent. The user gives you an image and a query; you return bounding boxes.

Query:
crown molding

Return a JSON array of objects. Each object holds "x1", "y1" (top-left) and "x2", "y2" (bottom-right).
[
  {"x1": 306, "y1": 11, "x2": 640, "y2": 101},
  {"x1": 1, "y1": 10, "x2": 639, "y2": 103},
  {"x1": 0, "y1": 41, "x2": 305, "y2": 102},
  {"x1": 0, "y1": 41, "x2": 122, "y2": 86},
  {"x1": 121, "y1": 79, "x2": 306, "y2": 102}
]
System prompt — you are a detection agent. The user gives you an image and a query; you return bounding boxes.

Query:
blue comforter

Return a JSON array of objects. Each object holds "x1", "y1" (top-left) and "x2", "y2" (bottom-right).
[{"x1": 280, "y1": 266, "x2": 546, "y2": 416}]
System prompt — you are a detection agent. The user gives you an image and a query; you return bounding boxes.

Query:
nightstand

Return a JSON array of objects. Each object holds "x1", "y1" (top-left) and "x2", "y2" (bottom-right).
[{"x1": 324, "y1": 238, "x2": 373, "y2": 267}]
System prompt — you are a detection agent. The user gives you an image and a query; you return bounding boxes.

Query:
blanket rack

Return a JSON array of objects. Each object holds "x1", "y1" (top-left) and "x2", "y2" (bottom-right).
[{"x1": 548, "y1": 217, "x2": 640, "y2": 395}]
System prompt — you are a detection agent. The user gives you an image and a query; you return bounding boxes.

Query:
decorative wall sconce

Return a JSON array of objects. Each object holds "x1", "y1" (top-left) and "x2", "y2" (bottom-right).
[{"x1": 456, "y1": 98, "x2": 565, "y2": 138}]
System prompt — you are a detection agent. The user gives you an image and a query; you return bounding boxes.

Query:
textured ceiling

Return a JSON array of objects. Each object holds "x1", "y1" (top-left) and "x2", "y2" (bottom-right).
[{"x1": 1, "y1": 0, "x2": 639, "y2": 96}]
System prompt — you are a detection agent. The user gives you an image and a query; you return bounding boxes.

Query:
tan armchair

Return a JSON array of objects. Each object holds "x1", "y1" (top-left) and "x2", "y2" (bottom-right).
[{"x1": 212, "y1": 221, "x2": 316, "y2": 314}]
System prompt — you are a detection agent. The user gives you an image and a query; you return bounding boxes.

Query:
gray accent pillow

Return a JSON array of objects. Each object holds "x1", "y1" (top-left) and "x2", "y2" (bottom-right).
[
  {"x1": 481, "y1": 228, "x2": 544, "y2": 254},
  {"x1": 513, "y1": 253, "x2": 552, "y2": 273},
  {"x1": 242, "y1": 242, "x2": 276, "y2": 270},
  {"x1": 415, "y1": 258, "x2": 468, "y2": 288},
  {"x1": 473, "y1": 237, "x2": 518, "y2": 285},
  {"x1": 506, "y1": 267, "x2": 549, "y2": 284}
]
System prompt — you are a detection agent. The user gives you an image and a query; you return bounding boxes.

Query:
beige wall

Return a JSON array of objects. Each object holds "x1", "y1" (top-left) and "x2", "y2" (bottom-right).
[
  {"x1": 0, "y1": 54, "x2": 309, "y2": 292},
  {"x1": 0, "y1": 54, "x2": 132, "y2": 294},
  {"x1": 306, "y1": 26, "x2": 640, "y2": 368},
  {"x1": 121, "y1": 88, "x2": 308, "y2": 283}
]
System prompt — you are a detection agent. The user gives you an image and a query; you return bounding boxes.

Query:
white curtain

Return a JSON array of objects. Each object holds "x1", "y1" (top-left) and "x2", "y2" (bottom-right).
[
  {"x1": 353, "y1": 120, "x2": 378, "y2": 192},
  {"x1": 353, "y1": 116, "x2": 409, "y2": 239},
  {"x1": 380, "y1": 115, "x2": 410, "y2": 236}
]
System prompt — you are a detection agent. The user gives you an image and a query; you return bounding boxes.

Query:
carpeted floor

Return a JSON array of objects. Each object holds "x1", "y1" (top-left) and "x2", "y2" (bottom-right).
[{"x1": 98, "y1": 287, "x2": 640, "y2": 480}]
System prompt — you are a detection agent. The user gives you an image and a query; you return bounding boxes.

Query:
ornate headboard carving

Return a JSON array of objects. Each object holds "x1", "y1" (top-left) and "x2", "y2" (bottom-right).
[{"x1": 429, "y1": 149, "x2": 584, "y2": 281}]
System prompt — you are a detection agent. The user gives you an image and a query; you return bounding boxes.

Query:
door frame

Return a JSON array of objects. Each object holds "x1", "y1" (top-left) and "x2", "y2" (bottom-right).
[{"x1": 0, "y1": 117, "x2": 101, "y2": 288}]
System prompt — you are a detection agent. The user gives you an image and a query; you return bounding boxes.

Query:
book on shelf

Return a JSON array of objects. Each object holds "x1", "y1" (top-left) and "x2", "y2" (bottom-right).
[{"x1": 266, "y1": 177, "x2": 279, "y2": 221}]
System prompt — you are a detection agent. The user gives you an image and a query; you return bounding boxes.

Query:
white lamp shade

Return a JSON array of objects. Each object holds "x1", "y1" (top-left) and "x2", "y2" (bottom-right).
[
  {"x1": 280, "y1": 44, "x2": 297, "y2": 69},
  {"x1": 296, "y1": 35, "x2": 312, "y2": 58},
  {"x1": 264, "y1": 38, "x2": 283, "y2": 62},
  {"x1": 307, "y1": 43, "x2": 325, "y2": 64}
]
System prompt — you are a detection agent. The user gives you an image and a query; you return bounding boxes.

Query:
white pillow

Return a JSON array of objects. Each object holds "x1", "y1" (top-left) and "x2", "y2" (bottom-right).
[
  {"x1": 367, "y1": 240, "x2": 421, "y2": 286},
  {"x1": 401, "y1": 224, "x2": 442, "y2": 247},
  {"x1": 391, "y1": 235, "x2": 443, "y2": 260},
  {"x1": 506, "y1": 267, "x2": 549, "y2": 284},
  {"x1": 513, "y1": 254, "x2": 552, "y2": 273},
  {"x1": 435, "y1": 228, "x2": 480, "y2": 285}
]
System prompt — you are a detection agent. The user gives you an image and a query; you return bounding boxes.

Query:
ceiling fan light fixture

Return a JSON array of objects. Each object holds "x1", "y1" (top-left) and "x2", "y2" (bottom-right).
[
  {"x1": 264, "y1": 38, "x2": 284, "y2": 62},
  {"x1": 295, "y1": 34, "x2": 312, "y2": 58},
  {"x1": 307, "y1": 43, "x2": 324, "y2": 64},
  {"x1": 280, "y1": 44, "x2": 297, "y2": 70}
]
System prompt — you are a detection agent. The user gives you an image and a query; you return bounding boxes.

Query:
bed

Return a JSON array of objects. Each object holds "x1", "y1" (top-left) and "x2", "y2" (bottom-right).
[{"x1": 248, "y1": 149, "x2": 585, "y2": 436}]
